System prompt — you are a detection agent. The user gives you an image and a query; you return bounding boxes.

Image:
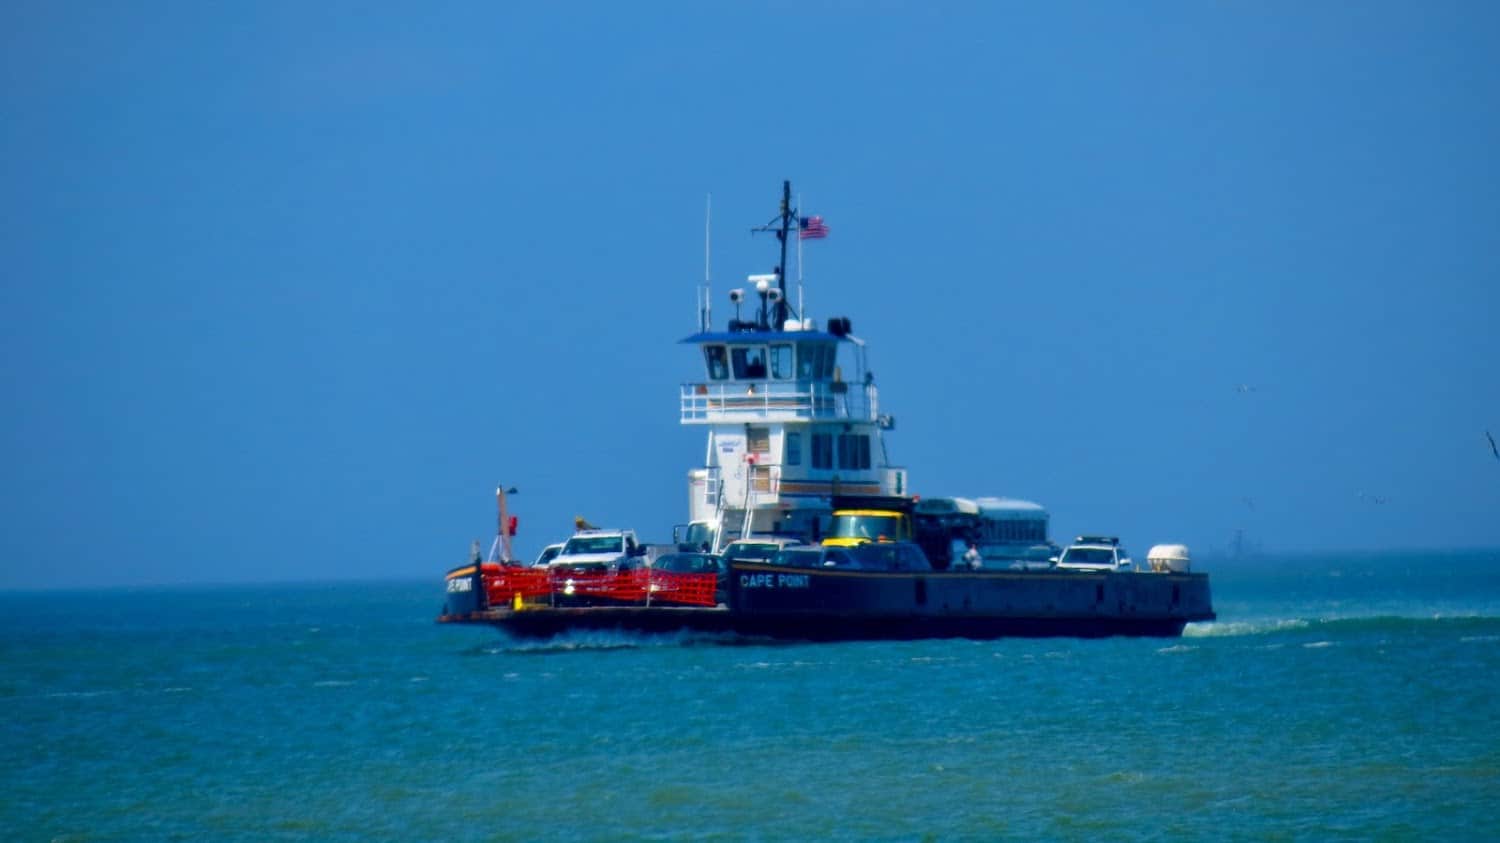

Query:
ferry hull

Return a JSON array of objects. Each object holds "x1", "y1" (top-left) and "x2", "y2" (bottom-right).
[
  {"x1": 729, "y1": 563, "x2": 1214, "y2": 624},
  {"x1": 438, "y1": 563, "x2": 1214, "y2": 641},
  {"x1": 439, "y1": 607, "x2": 1191, "y2": 640}
]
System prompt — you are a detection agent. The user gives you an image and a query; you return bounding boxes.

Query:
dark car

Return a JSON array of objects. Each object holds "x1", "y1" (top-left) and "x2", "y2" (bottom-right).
[
  {"x1": 846, "y1": 541, "x2": 932, "y2": 572},
  {"x1": 649, "y1": 552, "x2": 727, "y2": 606},
  {"x1": 767, "y1": 542, "x2": 931, "y2": 572},
  {"x1": 768, "y1": 546, "x2": 856, "y2": 569}
]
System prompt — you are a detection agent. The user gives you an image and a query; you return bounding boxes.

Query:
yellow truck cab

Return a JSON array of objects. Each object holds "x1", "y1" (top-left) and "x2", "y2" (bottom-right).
[{"x1": 823, "y1": 499, "x2": 915, "y2": 547}]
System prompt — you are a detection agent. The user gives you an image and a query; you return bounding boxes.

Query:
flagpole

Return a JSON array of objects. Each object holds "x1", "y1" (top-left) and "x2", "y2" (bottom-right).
[
  {"x1": 704, "y1": 193, "x2": 712, "y2": 331},
  {"x1": 797, "y1": 193, "x2": 805, "y2": 323}
]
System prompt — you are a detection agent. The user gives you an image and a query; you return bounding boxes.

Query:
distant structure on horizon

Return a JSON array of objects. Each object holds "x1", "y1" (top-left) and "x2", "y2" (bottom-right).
[{"x1": 1207, "y1": 528, "x2": 1265, "y2": 561}]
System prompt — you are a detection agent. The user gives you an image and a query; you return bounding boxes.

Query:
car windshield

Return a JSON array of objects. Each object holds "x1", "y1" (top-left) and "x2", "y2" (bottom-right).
[
  {"x1": 561, "y1": 536, "x2": 624, "y2": 555},
  {"x1": 654, "y1": 554, "x2": 722, "y2": 574},
  {"x1": 830, "y1": 514, "x2": 902, "y2": 541},
  {"x1": 682, "y1": 522, "x2": 716, "y2": 549},
  {"x1": 1063, "y1": 547, "x2": 1115, "y2": 565}
]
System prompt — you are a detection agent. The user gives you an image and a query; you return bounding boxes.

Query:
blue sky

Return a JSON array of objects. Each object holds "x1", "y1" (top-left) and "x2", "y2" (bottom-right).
[{"x1": 3, "y1": 2, "x2": 1498, "y2": 587}]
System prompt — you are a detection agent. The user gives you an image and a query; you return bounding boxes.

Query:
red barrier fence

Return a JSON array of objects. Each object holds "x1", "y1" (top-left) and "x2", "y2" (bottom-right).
[{"x1": 479, "y1": 566, "x2": 721, "y2": 608}]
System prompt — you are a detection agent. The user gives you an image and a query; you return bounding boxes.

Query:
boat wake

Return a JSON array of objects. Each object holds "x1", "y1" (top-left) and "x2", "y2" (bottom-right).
[
  {"x1": 484, "y1": 627, "x2": 745, "y2": 654},
  {"x1": 1185, "y1": 613, "x2": 1500, "y2": 639}
]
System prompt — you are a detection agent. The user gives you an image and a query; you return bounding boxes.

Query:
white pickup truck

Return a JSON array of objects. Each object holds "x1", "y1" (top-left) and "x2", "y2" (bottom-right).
[{"x1": 548, "y1": 529, "x2": 647, "y2": 573}]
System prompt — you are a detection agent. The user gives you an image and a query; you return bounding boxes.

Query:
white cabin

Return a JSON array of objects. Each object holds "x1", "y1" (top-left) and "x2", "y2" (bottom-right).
[{"x1": 678, "y1": 307, "x2": 906, "y2": 552}]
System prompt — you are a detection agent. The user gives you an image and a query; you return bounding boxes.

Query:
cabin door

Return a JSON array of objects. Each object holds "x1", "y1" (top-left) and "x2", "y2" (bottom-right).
[{"x1": 715, "y1": 432, "x2": 748, "y2": 508}]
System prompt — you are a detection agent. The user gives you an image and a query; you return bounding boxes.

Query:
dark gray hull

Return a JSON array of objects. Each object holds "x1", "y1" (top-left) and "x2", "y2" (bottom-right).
[{"x1": 438, "y1": 563, "x2": 1214, "y2": 642}]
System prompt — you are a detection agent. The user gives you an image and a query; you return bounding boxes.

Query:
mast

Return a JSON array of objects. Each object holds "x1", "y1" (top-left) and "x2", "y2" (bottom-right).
[
  {"x1": 753, "y1": 180, "x2": 797, "y2": 330},
  {"x1": 797, "y1": 191, "x2": 805, "y2": 322},
  {"x1": 703, "y1": 193, "x2": 712, "y2": 332},
  {"x1": 775, "y1": 180, "x2": 792, "y2": 328}
]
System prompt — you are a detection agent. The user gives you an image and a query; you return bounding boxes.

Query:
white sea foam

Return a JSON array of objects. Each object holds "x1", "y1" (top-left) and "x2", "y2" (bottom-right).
[
  {"x1": 1156, "y1": 644, "x2": 1196, "y2": 654},
  {"x1": 1302, "y1": 641, "x2": 1335, "y2": 649},
  {"x1": 497, "y1": 628, "x2": 739, "y2": 653},
  {"x1": 1183, "y1": 618, "x2": 1310, "y2": 638}
]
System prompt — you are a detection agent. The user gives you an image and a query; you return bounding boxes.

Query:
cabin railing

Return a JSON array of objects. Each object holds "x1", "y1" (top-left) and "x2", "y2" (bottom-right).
[{"x1": 680, "y1": 381, "x2": 875, "y2": 423}]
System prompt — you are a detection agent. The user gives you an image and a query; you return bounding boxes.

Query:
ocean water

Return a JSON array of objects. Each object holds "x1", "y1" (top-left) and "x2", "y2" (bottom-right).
[{"x1": 4, "y1": 550, "x2": 1499, "y2": 841}]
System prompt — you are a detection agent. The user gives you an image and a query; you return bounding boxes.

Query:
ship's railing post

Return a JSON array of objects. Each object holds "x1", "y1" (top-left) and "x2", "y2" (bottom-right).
[
  {"x1": 677, "y1": 381, "x2": 876, "y2": 422},
  {"x1": 683, "y1": 381, "x2": 837, "y2": 421}
]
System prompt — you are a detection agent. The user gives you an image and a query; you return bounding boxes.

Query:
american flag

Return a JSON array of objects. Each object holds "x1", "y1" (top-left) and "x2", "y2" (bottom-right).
[{"x1": 799, "y1": 215, "x2": 829, "y2": 240}]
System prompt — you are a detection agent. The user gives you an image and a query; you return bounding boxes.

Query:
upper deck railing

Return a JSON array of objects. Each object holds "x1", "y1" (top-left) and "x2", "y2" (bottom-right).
[{"x1": 680, "y1": 381, "x2": 878, "y2": 424}]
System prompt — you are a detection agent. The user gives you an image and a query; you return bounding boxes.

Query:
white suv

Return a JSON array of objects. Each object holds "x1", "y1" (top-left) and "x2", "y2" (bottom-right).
[{"x1": 1054, "y1": 536, "x2": 1133, "y2": 571}]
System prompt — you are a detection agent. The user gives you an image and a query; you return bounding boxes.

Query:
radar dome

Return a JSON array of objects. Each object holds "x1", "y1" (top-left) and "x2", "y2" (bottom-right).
[{"x1": 1147, "y1": 544, "x2": 1191, "y2": 573}]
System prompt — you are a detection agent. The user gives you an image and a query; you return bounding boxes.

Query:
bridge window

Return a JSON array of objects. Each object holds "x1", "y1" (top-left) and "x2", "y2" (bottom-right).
[
  {"x1": 770, "y1": 344, "x2": 793, "y2": 379},
  {"x1": 785, "y1": 433, "x2": 802, "y2": 466},
  {"x1": 731, "y1": 346, "x2": 767, "y2": 379},
  {"x1": 811, "y1": 431, "x2": 833, "y2": 469},
  {"x1": 704, "y1": 345, "x2": 728, "y2": 380},
  {"x1": 837, "y1": 433, "x2": 871, "y2": 470},
  {"x1": 797, "y1": 343, "x2": 835, "y2": 380}
]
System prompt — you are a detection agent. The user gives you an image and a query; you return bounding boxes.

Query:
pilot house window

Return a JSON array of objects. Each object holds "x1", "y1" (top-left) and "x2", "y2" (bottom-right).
[
  {"x1": 704, "y1": 346, "x2": 728, "y2": 380},
  {"x1": 797, "y1": 343, "x2": 835, "y2": 380},
  {"x1": 731, "y1": 346, "x2": 767, "y2": 379},
  {"x1": 785, "y1": 433, "x2": 802, "y2": 466},
  {"x1": 770, "y1": 344, "x2": 793, "y2": 379}
]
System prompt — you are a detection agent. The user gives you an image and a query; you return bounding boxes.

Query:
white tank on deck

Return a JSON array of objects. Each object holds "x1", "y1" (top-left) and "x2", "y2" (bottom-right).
[{"x1": 1147, "y1": 544, "x2": 1191, "y2": 573}]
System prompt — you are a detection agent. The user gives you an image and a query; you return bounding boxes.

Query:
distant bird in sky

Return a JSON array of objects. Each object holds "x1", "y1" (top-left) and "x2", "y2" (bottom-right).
[
  {"x1": 1487, "y1": 430, "x2": 1499, "y2": 461},
  {"x1": 1358, "y1": 491, "x2": 1388, "y2": 505},
  {"x1": 1234, "y1": 384, "x2": 1256, "y2": 394},
  {"x1": 1242, "y1": 497, "x2": 1256, "y2": 512}
]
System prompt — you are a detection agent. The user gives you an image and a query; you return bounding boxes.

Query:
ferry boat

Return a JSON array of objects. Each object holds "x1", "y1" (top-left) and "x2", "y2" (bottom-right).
[{"x1": 438, "y1": 182, "x2": 1214, "y2": 640}]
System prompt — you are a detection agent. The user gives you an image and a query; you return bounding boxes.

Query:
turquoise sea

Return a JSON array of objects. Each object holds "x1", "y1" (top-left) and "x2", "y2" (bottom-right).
[{"x1": 5, "y1": 549, "x2": 1499, "y2": 841}]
